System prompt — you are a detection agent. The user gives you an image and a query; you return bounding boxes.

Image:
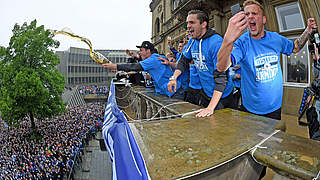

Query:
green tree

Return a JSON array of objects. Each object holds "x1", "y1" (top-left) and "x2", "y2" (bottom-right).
[{"x1": 0, "y1": 20, "x2": 66, "y2": 135}]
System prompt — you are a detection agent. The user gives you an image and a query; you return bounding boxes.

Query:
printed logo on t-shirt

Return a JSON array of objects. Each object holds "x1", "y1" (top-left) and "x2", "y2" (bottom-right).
[
  {"x1": 192, "y1": 52, "x2": 209, "y2": 71},
  {"x1": 254, "y1": 52, "x2": 279, "y2": 83}
]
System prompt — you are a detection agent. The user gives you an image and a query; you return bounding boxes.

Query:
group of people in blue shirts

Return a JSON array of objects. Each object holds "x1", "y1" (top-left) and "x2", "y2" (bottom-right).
[
  {"x1": 102, "y1": 0, "x2": 317, "y2": 121},
  {"x1": 102, "y1": 1, "x2": 317, "y2": 177}
]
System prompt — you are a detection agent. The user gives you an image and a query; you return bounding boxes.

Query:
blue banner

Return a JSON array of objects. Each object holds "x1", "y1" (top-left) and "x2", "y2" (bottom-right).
[{"x1": 102, "y1": 81, "x2": 149, "y2": 180}]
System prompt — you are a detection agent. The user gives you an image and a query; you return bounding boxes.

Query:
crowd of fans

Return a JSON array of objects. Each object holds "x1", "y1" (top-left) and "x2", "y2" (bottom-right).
[
  {"x1": 79, "y1": 86, "x2": 108, "y2": 96},
  {"x1": 0, "y1": 102, "x2": 105, "y2": 179}
]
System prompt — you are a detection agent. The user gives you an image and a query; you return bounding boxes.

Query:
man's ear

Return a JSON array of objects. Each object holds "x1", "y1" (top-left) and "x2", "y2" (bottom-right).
[
  {"x1": 263, "y1": 16, "x2": 266, "y2": 25},
  {"x1": 147, "y1": 49, "x2": 152, "y2": 55},
  {"x1": 201, "y1": 21, "x2": 207, "y2": 29}
]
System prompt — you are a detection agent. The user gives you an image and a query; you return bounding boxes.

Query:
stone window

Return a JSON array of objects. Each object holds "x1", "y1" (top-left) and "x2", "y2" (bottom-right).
[
  {"x1": 275, "y1": 2, "x2": 310, "y2": 87},
  {"x1": 275, "y1": 1, "x2": 304, "y2": 32},
  {"x1": 282, "y1": 36, "x2": 310, "y2": 87},
  {"x1": 155, "y1": 18, "x2": 160, "y2": 34}
]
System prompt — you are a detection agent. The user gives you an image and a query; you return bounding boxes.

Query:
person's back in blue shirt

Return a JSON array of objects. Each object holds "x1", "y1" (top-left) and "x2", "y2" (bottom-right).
[{"x1": 140, "y1": 53, "x2": 182, "y2": 97}]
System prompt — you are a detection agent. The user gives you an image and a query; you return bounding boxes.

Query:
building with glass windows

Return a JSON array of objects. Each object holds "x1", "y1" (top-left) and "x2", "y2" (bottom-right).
[
  {"x1": 149, "y1": 0, "x2": 320, "y2": 115},
  {"x1": 56, "y1": 47, "x2": 131, "y2": 86}
]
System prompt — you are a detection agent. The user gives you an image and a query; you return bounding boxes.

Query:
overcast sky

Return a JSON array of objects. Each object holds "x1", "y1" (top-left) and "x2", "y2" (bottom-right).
[{"x1": 0, "y1": 0, "x2": 152, "y2": 51}]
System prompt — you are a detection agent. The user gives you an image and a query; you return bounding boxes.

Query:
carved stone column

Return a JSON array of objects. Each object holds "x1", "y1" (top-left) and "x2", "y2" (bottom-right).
[
  {"x1": 146, "y1": 100, "x2": 152, "y2": 119},
  {"x1": 135, "y1": 95, "x2": 142, "y2": 120},
  {"x1": 211, "y1": 10, "x2": 223, "y2": 35},
  {"x1": 152, "y1": 104, "x2": 159, "y2": 118}
]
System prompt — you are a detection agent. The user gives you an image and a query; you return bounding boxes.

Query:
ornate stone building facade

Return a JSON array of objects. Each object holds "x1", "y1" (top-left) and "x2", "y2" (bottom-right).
[{"x1": 149, "y1": 0, "x2": 320, "y2": 115}]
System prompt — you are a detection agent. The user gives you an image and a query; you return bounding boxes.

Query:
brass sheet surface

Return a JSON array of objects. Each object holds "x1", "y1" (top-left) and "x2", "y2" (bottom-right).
[
  {"x1": 254, "y1": 131, "x2": 320, "y2": 179},
  {"x1": 130, "y1": 109, "x2": 279, "y2": 179}
]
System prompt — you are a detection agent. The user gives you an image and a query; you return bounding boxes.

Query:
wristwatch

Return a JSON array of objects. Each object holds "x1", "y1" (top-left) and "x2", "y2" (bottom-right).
[{"x1": 169, "y1": 76, "x2": 177, "y2": 81}]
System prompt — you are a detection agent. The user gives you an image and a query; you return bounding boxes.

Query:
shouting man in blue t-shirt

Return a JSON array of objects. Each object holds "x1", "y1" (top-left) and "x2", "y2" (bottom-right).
[
  {"x1": 102, "y1": 41, "x2": 184, "y2": 99},
  {"x1": 167, "y1": 10, "x2": 234, "y2": 118},
  {"x1": 217, "y1": 0, "x2": 318, "y2": 120}
]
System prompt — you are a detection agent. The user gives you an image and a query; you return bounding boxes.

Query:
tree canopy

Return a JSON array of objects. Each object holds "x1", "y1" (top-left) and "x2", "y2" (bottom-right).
[{"x1": 0, "y1": 20, "x2": 66, "y2": 129}]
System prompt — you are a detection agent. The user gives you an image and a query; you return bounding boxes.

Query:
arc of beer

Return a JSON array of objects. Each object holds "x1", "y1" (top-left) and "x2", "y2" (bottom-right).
[{"x1": 51, "y1": 29, "x2": 110, "y2": 64}]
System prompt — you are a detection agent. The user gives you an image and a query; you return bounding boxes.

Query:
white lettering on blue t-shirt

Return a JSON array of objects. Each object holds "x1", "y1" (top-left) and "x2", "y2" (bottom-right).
[
  {"x1": 192, "y1": 52, "x2": 209, "y2": 71},
  {"x1": 254, "y1": 53, "x2": 279, "y2": 83}
]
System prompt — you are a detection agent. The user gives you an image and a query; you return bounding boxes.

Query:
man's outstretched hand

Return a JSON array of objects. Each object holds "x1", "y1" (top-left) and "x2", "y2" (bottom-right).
[
  {"x1": 158, "y1": 57, "x2": 170, "y2": 65},
  {"x1": 167, "y1": 80, "x2": 177, "y2": 93},
  {"x1": 102, "y1": 61, "x2": 117, "y2": 71}
]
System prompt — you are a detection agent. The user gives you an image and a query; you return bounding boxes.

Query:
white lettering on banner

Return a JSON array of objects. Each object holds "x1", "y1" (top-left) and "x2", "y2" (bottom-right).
[{"x1": 254, "y1": 53, "x2": 279, "y2": 83}]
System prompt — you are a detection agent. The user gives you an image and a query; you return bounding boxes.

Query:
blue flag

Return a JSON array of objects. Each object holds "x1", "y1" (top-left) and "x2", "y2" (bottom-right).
[{"x1": 102, "y1": 80, "x2": 149, "y2": 180}]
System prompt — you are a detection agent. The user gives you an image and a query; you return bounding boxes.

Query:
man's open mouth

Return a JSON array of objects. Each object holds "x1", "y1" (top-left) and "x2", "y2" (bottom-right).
[{"x1": 249, "y1": 22, "x2": 256, "y2": 31}]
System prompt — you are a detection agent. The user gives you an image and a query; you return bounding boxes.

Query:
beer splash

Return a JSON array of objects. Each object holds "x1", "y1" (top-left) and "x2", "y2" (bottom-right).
[{"x1": 50, "y1": 28, "x2": 110, "y2": 64}]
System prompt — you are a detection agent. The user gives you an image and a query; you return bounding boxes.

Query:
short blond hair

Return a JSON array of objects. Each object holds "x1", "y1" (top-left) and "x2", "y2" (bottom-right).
[{"x1": 243, "y1": 0, "x2": 264, "y2": 15}]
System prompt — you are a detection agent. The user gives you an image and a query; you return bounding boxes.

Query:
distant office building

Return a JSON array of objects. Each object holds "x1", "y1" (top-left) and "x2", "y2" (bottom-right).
[{"x1": 56, "y1": 47, "x2": 131, "y2": 86}]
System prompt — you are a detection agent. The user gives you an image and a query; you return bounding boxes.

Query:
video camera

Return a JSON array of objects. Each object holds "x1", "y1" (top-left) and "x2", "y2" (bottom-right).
[
  {"x1": 115, "y1": 71, "x2": 154, "y2": 88},
  {"x1": 308, "y1": 28, "x2": 320, "y2": 54},
  {"x1": 115, "y1": 71, "x2": 129, "y2": 80},
  {"x1": 298, "y1": 81, "x2": 320, "y2": 121}
]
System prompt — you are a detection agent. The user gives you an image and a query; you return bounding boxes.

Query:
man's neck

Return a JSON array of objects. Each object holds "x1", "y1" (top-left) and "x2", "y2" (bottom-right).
[
  {"x1": 197, "y1": 29, "x2": 207, "y2": 40},
  {"x1": 251, "y1": 29, "x2": 265, "y2": 40}
]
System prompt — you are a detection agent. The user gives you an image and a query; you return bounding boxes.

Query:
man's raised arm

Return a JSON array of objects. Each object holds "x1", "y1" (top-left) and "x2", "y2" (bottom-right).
[
  {"x1": 293, "y1": 18, "x2": 317, "y2": 54},
  {"x1": 217, "y1": 39, "x2": 234, "y2": 72},
  {"x1": 217, "y1": 11, "x2": 248, "y2": 72}
]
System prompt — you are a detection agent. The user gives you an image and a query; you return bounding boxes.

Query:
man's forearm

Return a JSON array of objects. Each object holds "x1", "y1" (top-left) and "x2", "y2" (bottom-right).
[
  {"x1": 213, "y1": 70, "x2": 227, "y2": 92},
  {"x1": 207, "y1": 90, "x2": 223, "y2": 111},
  {"x1": 176, "y1": 55, "x2": 191, "y2": 73},
  {"x1": 293, "y1": 28, "x2": 311, "y2": 53},
  {"x1": 217, "y1": 40, "x2": 233, "y2": 72},
  {"x1": 169, "y1": 62, "x2": 177, "y2": 68},
  {"x1": 117, "y1": 63, "x2": 144, "y2": 72},
  {"x1": 172, "y1": 69, "x2": 182, "y2": 79}
]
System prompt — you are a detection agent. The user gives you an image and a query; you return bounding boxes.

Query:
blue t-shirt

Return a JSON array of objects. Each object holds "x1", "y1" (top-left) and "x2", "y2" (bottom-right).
[
  {"x1": 177, "y1": 46, "x2": 190, "y2": 91},
  {"x1": 231, "y1": 30, "x2": 294, "y2": 114},
  {"x1": 184, "y1": 40, "x2": 201, "y2": 90},
  {"x1": 189, "y1": 63, "x2": 201, "y2": 90},
  {"x1": 183, "y1": 35, "x2": 233, "y2": 98},
  {"x1": 229, "y1": 65, "x2": 241, "y2": 88},
  {"x1": 139, "y1": 53, "x2": 181, "y2": 97},
  {"x1": 234, "y1": 68, "x2": 241, "y2": 88},
  {"x1": 171, "y1": 48, "x2": 181, "y2": 60}
]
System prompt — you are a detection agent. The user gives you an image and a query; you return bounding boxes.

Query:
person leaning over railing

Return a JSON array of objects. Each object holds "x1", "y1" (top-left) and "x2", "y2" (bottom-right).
[
  {"x1": 102, "y1": 41, "x2": 185, "y2": 100},
  {"x1": 167, "y1": 10, "x2": 235, "y2": 117}
]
